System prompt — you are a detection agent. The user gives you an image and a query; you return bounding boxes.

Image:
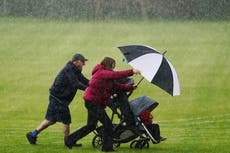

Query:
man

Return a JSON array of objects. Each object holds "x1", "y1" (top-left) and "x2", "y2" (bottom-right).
[
  {"x1": 64, "y1": 57, "x2": 140, "y2": 151},
  {"x1": 26, "y1": 53, "x2": 89, "y2": 146}
]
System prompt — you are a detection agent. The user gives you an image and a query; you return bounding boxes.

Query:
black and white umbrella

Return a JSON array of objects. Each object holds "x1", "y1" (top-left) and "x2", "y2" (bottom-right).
[{"x1": 118, "y1": 45, "x2": 180, "y2": 96}]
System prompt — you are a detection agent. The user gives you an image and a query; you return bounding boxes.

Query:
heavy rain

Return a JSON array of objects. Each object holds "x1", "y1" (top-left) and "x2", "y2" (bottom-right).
[{"x1": 0, "y1": 1, "x2": 229, "y2": 153}]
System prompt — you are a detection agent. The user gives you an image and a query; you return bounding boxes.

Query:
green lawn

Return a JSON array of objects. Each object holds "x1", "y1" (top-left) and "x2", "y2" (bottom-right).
[{"x1": 0, "y1": 18, "x2": 229, "y2": 153}]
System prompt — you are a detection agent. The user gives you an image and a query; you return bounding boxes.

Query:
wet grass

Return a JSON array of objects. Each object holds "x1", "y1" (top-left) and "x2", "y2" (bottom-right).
[{"x1": 0, "y1": 17, "x2": 229, "y2": 153}]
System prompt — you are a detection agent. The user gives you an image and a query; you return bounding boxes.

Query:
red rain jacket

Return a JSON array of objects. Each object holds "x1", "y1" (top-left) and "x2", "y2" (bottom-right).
[
  {"x1": 139, "y1": 110, "x2": 153, "y2": 125},
  {"x1": 83, "y1": 64, "x2": 134, "y2": 107}
]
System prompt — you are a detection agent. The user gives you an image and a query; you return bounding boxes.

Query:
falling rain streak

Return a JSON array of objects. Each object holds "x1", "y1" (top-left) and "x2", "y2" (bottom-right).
[{"x1": 0, "y1": 0, "x2": 229, "y2": 20}]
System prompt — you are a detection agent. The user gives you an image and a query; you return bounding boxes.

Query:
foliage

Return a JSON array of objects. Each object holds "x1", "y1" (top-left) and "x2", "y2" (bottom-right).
[
  {"x1": 0, "y1": 18, "x2": 229, "y2": 153},
  {"x1": 0, "y1": 0, "x2": 229, "y2": 20}
]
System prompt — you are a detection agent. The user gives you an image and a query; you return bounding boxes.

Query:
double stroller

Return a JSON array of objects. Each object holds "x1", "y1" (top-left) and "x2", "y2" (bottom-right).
[{"x1": 92, "y1": 82, "x2": 161, "y2": 149}]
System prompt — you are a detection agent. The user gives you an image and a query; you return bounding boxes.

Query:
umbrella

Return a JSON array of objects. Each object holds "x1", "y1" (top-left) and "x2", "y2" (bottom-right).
[{"x1": 118, "y1": 45, "x2": 180, "y2": 96}]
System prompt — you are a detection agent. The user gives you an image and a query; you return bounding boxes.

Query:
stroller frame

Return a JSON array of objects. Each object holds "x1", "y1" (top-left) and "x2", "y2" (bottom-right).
[{"x1": 92, "y1": 94, "x2": 158, "y2": 149}]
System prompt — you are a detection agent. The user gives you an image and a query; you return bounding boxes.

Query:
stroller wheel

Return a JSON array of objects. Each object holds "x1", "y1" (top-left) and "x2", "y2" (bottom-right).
[
  {"x1": 130, "y1": 140, "x2": 143, "y2": 149},
  {"x1": 130, "y1": 140, "x2": 137, "y2": 149},
  {"x1": 92, "y1": 134, "x2": 103, "y2": 149},
  {"x1": 113, "y1": 142, "x2": 120, "y2": 148},
  {"x1": 142, "y1": 140, "x2": 149, "y2": 148},
  {"x1": 130, "y1": 139, "x2": 149, "y2": 149}
]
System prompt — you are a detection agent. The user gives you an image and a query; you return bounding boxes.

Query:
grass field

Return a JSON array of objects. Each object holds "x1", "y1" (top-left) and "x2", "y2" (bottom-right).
[{"x1": 0, "y1": 17, "x2": 229, "y2": 153}]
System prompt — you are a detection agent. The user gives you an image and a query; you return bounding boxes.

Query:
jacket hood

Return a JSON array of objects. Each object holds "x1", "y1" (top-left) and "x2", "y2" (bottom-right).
[{"x1": 92, "y1": 64, "x2": 105, "y2": 75}]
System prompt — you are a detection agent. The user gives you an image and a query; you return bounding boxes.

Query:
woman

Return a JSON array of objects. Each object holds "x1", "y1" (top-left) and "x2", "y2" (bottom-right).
[{"x1": 65, "y1": 57, "x2": 140, "y2": 152}]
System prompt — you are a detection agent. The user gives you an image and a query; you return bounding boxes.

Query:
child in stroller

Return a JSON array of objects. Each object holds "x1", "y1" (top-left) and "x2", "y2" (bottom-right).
[
  {"x1": 129, "y1": 96, "x2": 166, "y2": 145},
  {"x1": 138, "y1": 101, "x2": 167, "y2": 143},
  {"x1": 92, "y1": 78, "x2": 166, "y2": 149}
]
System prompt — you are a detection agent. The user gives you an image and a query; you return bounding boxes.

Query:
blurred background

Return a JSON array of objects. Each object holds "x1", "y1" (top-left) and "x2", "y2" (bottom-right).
[{"x1": 0, "y1": 0, "x2": 229, "y2": 20}]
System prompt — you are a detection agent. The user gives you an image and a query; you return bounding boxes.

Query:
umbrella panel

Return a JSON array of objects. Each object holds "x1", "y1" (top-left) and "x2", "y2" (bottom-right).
[
  {"x1": 129, "y1": 53, "x2": 163, "y2": 82},
  {"x1": 151, "y1": 57, "x2": 174, "y2": 95},
  {"x1": 118, "y1": 45, "x2": 159, "y2": 62}
]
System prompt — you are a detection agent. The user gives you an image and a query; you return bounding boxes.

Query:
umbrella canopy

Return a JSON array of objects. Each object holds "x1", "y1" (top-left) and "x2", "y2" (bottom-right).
[
  {"x1": 118, "y1": 45, "x2": 180, "y2": 96},
  {"x1": 130, "y1": 96, "x2": 159, "y2": 116}
]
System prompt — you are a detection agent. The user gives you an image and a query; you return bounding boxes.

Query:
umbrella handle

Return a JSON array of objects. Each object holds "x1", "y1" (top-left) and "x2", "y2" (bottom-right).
[{"x1": 136, "y1": 77, "x2": 144, "y2": 87}]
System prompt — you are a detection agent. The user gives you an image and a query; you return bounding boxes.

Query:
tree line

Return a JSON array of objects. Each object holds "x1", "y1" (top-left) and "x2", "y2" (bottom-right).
[{"x1": 0, "y1": 0, "x2": 229, "y2": 20}]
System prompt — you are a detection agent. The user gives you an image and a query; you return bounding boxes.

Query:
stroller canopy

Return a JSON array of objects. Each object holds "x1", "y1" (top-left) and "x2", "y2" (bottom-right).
[{"x1": 130, "y1": 96, "x2": 159, "y2": 116}]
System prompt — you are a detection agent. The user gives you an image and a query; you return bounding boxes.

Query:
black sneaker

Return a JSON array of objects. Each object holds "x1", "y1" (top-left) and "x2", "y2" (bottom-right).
[
  {"x1": 26, "y1": 132, "x2": 37, "y2": 144},
  {"x1": 64, "y1": 136, "x2": 74, "y2": 149}
]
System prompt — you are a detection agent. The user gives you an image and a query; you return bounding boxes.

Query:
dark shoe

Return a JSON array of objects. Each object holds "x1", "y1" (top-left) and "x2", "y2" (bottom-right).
[
  {"x1": 64, "y1": 136, "x2": 74, "y2": 149},
  {"x1": 26, "y1": 132, "x2": 37, "y2": 144},
  {"x1": 72, "y1": 143, "x2": 82, "y2": 147},
  {"x1": 160, "y1": 136, "x2": 167, "y2": 141},
  {"x1": 102, "y1": 148, "x2": 115, "y2": 152}
]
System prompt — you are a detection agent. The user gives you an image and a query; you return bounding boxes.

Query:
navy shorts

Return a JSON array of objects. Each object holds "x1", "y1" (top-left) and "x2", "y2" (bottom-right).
[{"x1": 45, "y1": 96, "x2": 71, "y2": 124}]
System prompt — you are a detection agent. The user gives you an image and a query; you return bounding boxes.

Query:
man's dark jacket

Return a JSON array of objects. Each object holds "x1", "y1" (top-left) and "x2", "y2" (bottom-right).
[{"x1": 50, "y1": 61, "x2": 88, "y2": 106}]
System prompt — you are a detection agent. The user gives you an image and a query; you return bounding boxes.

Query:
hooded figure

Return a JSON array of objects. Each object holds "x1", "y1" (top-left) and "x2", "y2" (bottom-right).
[{"x1": 65, "y1": 57, "x2": 141, "y2": 152}]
